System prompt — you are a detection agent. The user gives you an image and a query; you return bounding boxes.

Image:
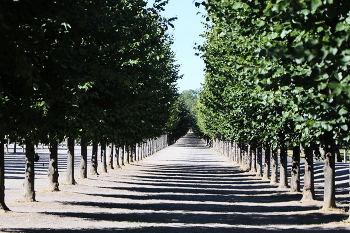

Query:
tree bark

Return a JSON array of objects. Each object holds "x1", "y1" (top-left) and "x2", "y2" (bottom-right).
[
  {"x1": 0, "y1": 135, "x2": 10, "y2": 211},
  {"x1": 100, "y1": 142, "x2": 107, "y2": 173},
  {"x1": 24, "y1": 142, "x2": 35, "y2": 202},
  {"x1": 5, "y1": 137, "x2": 9, "y2": 154},
  {"x1": 89, "y1": 141, "x2": 99, "y2": 175},
  {"x1": 66, "y1": 138, "x2": 76, "y2": 185},
  {"x1": 278, "y1": 145, "x2": 288, "y2": 188},
  {"x1": 250, "y1": 145, "x2": 257, "y2": 173},
  {"x1": 133, "y1": 145, "x2": 136, "y2": 161},
  {"x1": 135, "y1": 143, "x2": 139, "y2": 161},
  {"x1": 344, "y1": 149, "x2": 347, "y2": 163},
  {"x1": 126, "y1": 146, "x2": 130, "y2": 164},
  {"x1": 130, "y1": 145, "x2": 134, "y2": 163},
  {"x1": 107, "y1": 143, "x2": 114, "y2": 170},
  {"x1": 115, "y1": 147, "x2": 121, "y2": 168},
  {"x1": 80, "y1": 138, "x2": 87, "y2": 179},
  {"x1": 256, "y1": 147, "x2": 263, "y2": 177},
  {"x1": 323, "y1": 131, "x2": 336, "y2": 210},
  {"x1": 290, "y1": 146, "x2": 301, "y2": 192},
  {"x1": 263, "y1": 145, "x2": 270, "y2": 180},
  {"x1": 335, "y1": 147, "x2": 342, "y2": 162},
  {"x1": 47, "y1": 142, "x2": 59, "y2": 191},
  {"x1": 233, "y1": 142, "x2": 238, "y2": 163},
  {"x1": 245, "y1": 145, "x2": 252, "y2": 171},
  {"x1": 302, "y1": 144, "x2": 315, "y2": 201},
  {"x1": 270, "y1": 149, "x2": 278, "y2": 184},
  {"x1": 237, "y1": 143, "x2": 242, "y2": 166},
  {"x1": 121, "y1": 146, "x2": 125, "y2": 166}
]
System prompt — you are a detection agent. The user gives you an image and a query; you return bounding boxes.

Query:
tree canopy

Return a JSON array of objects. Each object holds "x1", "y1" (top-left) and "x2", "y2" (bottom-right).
[
  {"x1": 0, "y1": 0, "x2": 181, "y2": 145},
  {"x1": 197, "y1": 0, "x2": 350, "y2": 149}
]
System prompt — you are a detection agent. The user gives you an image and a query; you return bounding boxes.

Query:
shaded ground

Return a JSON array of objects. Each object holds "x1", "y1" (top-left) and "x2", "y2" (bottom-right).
[{"x1": 0, "y1": 133, "x2": 349, "y2": 232}]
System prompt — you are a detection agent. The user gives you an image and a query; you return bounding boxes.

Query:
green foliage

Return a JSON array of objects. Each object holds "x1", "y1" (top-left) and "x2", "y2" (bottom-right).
[
  {"x1": 166, "y1": 95, "x2": 192, "y2": 141},
  {"x1": 180, "y1": 89, "x2": 204, "y2": 136},
  {"x1": 197, "y1": 0, "x2": 350, "y2": 148},
  {"x1": 0, "y1": 0, "x2": 180, "y2": 145},
  {"x1": 166, "y1": 89, "x2": 202, "y2": 141}
]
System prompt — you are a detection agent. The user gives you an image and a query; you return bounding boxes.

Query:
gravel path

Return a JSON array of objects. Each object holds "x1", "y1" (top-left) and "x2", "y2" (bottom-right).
[{"x1": 0, "y1": 133, "x2": 349, "y2": 232}]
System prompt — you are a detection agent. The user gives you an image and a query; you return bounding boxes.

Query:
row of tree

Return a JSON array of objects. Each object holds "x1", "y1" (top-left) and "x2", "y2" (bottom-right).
[
  {"x1": 0, "y1": 0, "x2": 190, "y2": 211},
  {"x1": 196, "y1": 0, "x2": 350, "y2": 214}
]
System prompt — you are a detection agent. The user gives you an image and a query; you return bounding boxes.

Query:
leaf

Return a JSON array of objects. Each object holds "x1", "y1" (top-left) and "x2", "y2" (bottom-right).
[
  {"x1": 311, "y1": 0, "x2": 322, "y2": 13},
  {"x1": 341, "y1": 55, "x2": 350, "y2": 63},
  {"x1": 295, "y1": 124, "x2": 303, "y2": 130},
  {"x1": 341, "y1": 124, "x2": 348, "y2": 131},
  {"x1": 256, "y1": 20, "x2": 265, "y2": 27},
  {"x1": 338, "y1": 108, "x2": 348, "y2": 116},
  {"x1": 232, "y1": 2, "x2": 243, "y2": 9},
  {"x1": 321, "y1": 122, "x2": 332, "y2": 131},
  {"x1": 336, "y1": 22, "x2": 346, "y2": 32},
  {"x1": 301, "y1": 9, "x2": 310, "y2": 16},
  {"x1": 329, "y1": 82, "x2": 342, "y2": 96},
  {"x1": 280, "y1": 29, "x2": 291, "y2": 38},
  {"x1": 317, "y1": 82, "x2": 327, "y2": 91}
]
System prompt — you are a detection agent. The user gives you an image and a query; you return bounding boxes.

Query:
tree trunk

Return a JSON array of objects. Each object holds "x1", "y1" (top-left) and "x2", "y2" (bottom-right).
[
  {"x1": 13, "y1": 140, "x2": 16, "y2": 154},
  {"x1": 238, "y1": 143, "x2": 245, "y2": 167},
  {"x1": 263, "y1": 145, "x2": 270, "y2": 180},
  {"x1": 229, "y1": 142, "x2": 233, "y2": 161},
  {"x1": 344, "y1": 148, "x2": 347, "y2": 163},
  {"x1": 47, "y1": 142, "x2": 59, "y2": 191},
  {"x1": 335, "y1": 147, "x2": 342, "y2": 162},
  {"x1": 323, "y1": 131, "x2": 336, "y2": 210},
  {"x1": 256, "y1": 147, "x2": 263, "y2": 177},
  {"x1": 24, "y1": 142, "x2": 35, "y2": 202},
  {"x1": 90, "y1": 142, "x2": 99, "y2": 175},
  {"x1": 5, "y1": 137, "x2": 9, "y2": 154},
  {"x1": 270, "y1": 149, "x2": 278, "y2": 184},
  {"x1": 237, "y1": 142, "x2": 241, "y2": 164},
  {"x1": 0, "y1": 135, "x2": 10, "y2": 211},
  {"x1": 278, "y1": 145, "x2": 288, "y2": 188},
  {"x1": 66, "y1": 138, "x2": 76, "y2": 185},
  {"x1": 141, "y1": 142, "x2": 145, "y2": 159},
  {"x1": 232, "y1": 142, "x2": 236, "y2": 163},
  {"x1": 80, "y1": 138, "x2": 87, "y2": 179},
  {"x1": 135, "y1": 143, "x2": 139, "y2": 161},
  {"x1": 121, "y1": 146, "x2": 125, "y2": 166},
  {"x1": 126, "y1": 146, "x2": 130, "y2": 164},
  {"x1": 291, "y1": 146, "x2": 301, "y2": 192},
  {"x1": 133, "y1": 145, "x2": 136, "y2": 161},
  {"x1": 245, "y1": 145, "x2": 252, "y2": 171},
  {"x1": 115, "y1": 147, "x2": 121, "y2": 168},
  {"x1": 107, "y1": 143, "x2": 114, "y2": 170},
  {"x1": 250, "y1": 145, "x2": 257, "y2": 173},
  {"x1": 302, "y1": 144, "x2": 315, "y2": 201},
  {"x1": 242, "y1": 144, "x2": 247, "y2": 169},
  {"x1": 101, "y1": 142, "x2": 107, "y2": 173}
]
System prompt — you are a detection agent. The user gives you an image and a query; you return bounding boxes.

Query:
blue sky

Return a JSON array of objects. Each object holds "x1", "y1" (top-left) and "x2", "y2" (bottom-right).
[{"x1": 148, "y1": 0, "x2": 206, "y2": 93}]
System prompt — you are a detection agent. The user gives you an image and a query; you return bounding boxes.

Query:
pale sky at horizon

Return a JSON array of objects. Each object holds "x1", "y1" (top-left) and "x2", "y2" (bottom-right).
[{"x1": 148, "y1": 0, "x2": 206, "y2": 93}]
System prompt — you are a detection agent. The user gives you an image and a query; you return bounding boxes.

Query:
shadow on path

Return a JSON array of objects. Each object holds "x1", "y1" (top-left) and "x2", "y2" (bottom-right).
[{"x1": 2, "y1": 133, "x2": 349, "y2": 233}]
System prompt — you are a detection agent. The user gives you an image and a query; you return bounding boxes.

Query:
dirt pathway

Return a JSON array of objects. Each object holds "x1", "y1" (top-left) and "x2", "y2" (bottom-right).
[{"x1": 0, "y1": 133, "x2": 349, "y2": 232}]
